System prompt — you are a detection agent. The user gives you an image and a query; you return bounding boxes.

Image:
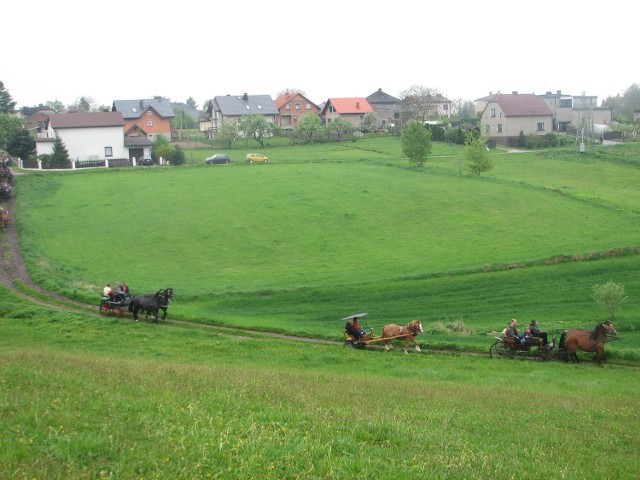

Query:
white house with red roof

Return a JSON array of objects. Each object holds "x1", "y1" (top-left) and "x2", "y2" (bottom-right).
[
  {"x1": 320, "y1": 97, "x2": 374, "y2": 129},
  {"x1": 479, "y1": 92, "x2": 553, "y2": 144}
]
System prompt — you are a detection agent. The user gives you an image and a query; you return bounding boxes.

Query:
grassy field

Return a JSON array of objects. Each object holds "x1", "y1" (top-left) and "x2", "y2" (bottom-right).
[
  {"x1": 2, "y1": 291, "x2": 639, "y2": 479},
  {"x1": 12, "y1": 137, "x2": 640, "y2": 360}
]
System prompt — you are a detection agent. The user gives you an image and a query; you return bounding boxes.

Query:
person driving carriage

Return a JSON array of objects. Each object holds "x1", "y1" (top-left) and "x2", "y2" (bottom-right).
[
  {"x1": 345, "y1": 316, "x2": 366, "y2": 342},
  {"x1": 529, "y1": 320, "x2": 550, "y2": 346}
]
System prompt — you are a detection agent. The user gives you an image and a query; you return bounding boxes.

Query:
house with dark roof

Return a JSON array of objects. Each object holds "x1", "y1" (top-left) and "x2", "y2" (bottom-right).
[
  {"x1": 112, "y1": 98, "x2": 174, "y2": 141},
  {"x1": 320, "y1": 97, "x2": 374, "y2": 129},
  {"x1": 366, "y1": 88, "x2": 400, "y2": 128},
  {"x1": 202, "y1": 93, "x2": 279, "y2": 138},
  {"x1": 274, "y1": 92, "x2": 319, "y2": 129},
  {"x1": 35, "y1": 112, "x2": 128, "y2": 162},
  {"x1": 479, "y1": 92, "x2": 553, "y2": 145}
]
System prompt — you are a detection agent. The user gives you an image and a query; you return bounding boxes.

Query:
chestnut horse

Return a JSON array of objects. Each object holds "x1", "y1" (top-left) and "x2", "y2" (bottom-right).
[
  {"x1": 562, "y1": 320, "x2": 617, "y2": 363},
  {"x1": 380, "y1": 319, "x2": 424, "y2": 354}
]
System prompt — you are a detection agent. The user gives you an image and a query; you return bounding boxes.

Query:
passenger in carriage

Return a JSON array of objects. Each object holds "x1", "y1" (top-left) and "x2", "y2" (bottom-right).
[
  {"x1": 504, "y1": 319, "x2": 525, "y2": 344},
  {"x1": 529, "y1": 320, "x2": 549, "y2": 346},
  {"x1": 103, "y1": 284, "x2": 114, "y2": 300},
  {"x1": 113, "y1": 282, "x2": 126, "y2": 302},
  {"x1": 122, "y1": 281, "x2": 131, "y2": 299},
  {"x1": 524, "y1": 326, "x2": 533, "y2": 342}
]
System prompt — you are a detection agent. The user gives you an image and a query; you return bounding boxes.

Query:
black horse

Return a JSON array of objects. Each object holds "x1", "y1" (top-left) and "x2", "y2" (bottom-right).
[
  {"x1": 128, "y1": 289, "x2": 165, "y2": 322},
  {"x1": 142, "y1": 287, "x2": 174, "y2": 320}
]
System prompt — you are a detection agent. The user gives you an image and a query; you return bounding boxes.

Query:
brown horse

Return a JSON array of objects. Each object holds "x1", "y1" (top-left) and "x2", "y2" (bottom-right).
[
  {"x1": 380, "y1": 319, "x2": 424, "y2": 354},
  {"x1": 562, "y1": 320, "x2": 617, "y2": 363}
]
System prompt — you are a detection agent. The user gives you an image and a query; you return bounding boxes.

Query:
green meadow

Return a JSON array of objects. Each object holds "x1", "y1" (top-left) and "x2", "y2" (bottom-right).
[{"x1": 13, "y1": 138, "x2": 640, "y2": 358}]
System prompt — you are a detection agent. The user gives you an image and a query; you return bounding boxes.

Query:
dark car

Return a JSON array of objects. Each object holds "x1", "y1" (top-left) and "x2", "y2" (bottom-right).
[
  {"x1": 205, "y1": 154, "x2": 231, "y2": 165},
  {"x1": 139, "y1": 156, "x2": 154, "y2": 166}
]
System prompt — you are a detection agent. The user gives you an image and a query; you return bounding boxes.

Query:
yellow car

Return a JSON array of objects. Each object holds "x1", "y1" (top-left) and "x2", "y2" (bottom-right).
[{"x1": 246, "y1": 153, "x2": 269, "y2": 163}]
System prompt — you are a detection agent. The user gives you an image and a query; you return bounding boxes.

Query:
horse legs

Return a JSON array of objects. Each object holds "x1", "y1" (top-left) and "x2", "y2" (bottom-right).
[{"x1": 384, "y1": 340, "x2": 392, "y2": 351}]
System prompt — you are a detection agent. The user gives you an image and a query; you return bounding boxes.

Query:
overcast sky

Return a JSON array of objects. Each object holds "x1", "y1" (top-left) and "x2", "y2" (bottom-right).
[{"x1": 4, "y1": 0, "x2": 636, "y2": 110}]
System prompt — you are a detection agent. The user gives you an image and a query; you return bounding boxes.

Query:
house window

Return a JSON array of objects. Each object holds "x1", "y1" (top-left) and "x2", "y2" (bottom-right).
[
  {"x1": 147, "y1": 120, "x2": 153, "y2": 126},
  {"x1": 295, "y1": 103, "x2": 301, "y2": 110},
  {"x1": 105, "y1": 147, "x2": 113, "y2": 157},
  {"x1": 443, "y1": 104, "x2": 448, "y2": 111},
  {"x1": 286, "y1": 103, "x2": 290, "y2": 110},
  {"x1": 559, "y1": 99, "x2": 572, "y2": 108},
  {"x1": 491, "y1": 108, "x2": 496, "y2": 118},
  {"x1": 146, "y1": 111, "x2": 152, "y2": 115},
  {"x1": 484, "y1": 124, "x2": 490, "y2": 133},
  {"x1": 306, "y1": 103, "x2": 311, "y2": 110},
  {"x1": 497, "y1": 124, "x2": 503, "y2": 133},
  {"x1": 499, "y1": 112, "x2": 502, "y2": 117},
  {"x1": 537, "y1": 122, "x2": 545, "y2": 131}
]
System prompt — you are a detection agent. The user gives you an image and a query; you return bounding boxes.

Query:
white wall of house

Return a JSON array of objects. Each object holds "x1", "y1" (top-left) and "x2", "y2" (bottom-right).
[{"x1": 47, "y1": 126, "x2": 127, "y2": 161}]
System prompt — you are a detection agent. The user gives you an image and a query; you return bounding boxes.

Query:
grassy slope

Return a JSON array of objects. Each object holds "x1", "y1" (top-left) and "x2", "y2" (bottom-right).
[
  {"x1": 12, "y1": 138, "x2": 640, "y2": 359},
  {"x1": 1, "y1": 299, "x2": 639, "y2": 479}
]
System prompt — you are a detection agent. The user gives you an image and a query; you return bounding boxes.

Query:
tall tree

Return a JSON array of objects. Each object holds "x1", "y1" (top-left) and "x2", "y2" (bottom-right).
[
  {"x1": 603, "y1": 83, "x2": 640, "y2": 122},
  {"x1": 0, "y1": 81, "x2": 17, "y2": 113},
  {"x1": 186, "y1": 97, "x2": 197, "y2": 109},
  {"x1": 41, "y1": 136, "x2": 71, "y2": 168},
  {"x1": 0, "y1": 113, "x2": 24, "y2": 150},
  {"x1": 401, "y1": 120, "x2": 432, "y2": 166},
  {"x1": 45, "y1": 99, "x2": 66, "y2": 113},
  {"x1": 327, "y1": 116, "x2": 352, "y2": 141}
]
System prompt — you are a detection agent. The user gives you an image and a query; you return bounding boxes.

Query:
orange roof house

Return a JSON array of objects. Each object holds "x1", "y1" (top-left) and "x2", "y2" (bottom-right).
[
  {"x1": 320, "y1": 97, "x2": 374, "y2": 129},
  {"x1": 274, "y1": 92, "x2": 319, "y2": 129}
]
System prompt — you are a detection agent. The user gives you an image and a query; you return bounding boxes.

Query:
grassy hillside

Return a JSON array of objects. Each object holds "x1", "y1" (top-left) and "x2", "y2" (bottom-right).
[
  {"x1": 12, "y1": 138, "x2": 640, "y2": 358},
  {"x1": 2, "y1": 293, "x2": 639, "y2": 479}
]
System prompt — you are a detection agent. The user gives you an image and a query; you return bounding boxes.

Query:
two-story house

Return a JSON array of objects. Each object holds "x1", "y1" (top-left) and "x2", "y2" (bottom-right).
[
  {"x1": 35, "y1": 112, "x2": 127, "y2": 162},
  {"x1": 479, "y1": 92, "x2": 553, "y2": 145},
  {"x1": 112, "y1": 98, "x2": 174, "y2": 141},
  {"x1": 203, "y1": 93, "x2": 279, "y2": 138},
  {"x1": 366, "y1": 88, "x2": 400, "y2": 128},
  {"x1": 274, "y1": 92, "x2": 319, "y2": 129},
  {"x1": 320, "y1": 97, "x2": 374, "y2": 129}
]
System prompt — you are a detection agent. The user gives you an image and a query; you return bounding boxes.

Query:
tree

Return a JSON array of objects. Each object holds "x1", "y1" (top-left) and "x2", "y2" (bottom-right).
[
  {"x1": 45, "y1": 99, "x2": 66, "y2": 113},
  {"x1": 464, "y1": 133, "x2": 494, "y2": 176},
  {"x1": 151, "y1": 135, "x2": 172, "y2": 162},
  {"x1": 167, "y1": 145, "x2": 185, "y2": 165},
  {"x1": 294, "y1": 113, "x2": 323, "y2": 143},
  {"x1": 7, "y1": 129, "x2": 35, "y2": 160},
  {"x1": 0, "y1": 81, "x2": 16, "y2": 113},
  {"x1": 327, "y1": 117, "x2": 352, "y2": 141},
  {"x1": 399, "y1": 85, "x2": 441, "y2": 123},
  {"x1": 276, "y1": 87, "x2": 306, "y2": 97},
  {"x1": 40, "y1": 137, "x2": 70, "y2": 168},
  {"x1": 68, "y1": 96, "x2": 105, "y2": 112},
  {"x1": 401, "y1": 120, "x2": 432, "y2": 166},
  {"x1": 239, "y1": 114, "x2": 273, "y2": 148},
  {"x1": 0, "y1": 113, "x2": 24, "y2": 150},
  {"x1": 592, "y1": 280, "x2": 627, "y2": 321},
  {"x1": 451, "y1": 99, "x2": 476, "y2": 120},
  {"x1": 215, "y1": 119, "x2": 240, "y2": 148},
  {"x1": 360, "y1": 112, "x2": 379, "y2": 133},
  {"x1": 603, "y1": 83, "x2": 640, "y2": 122},
  {"x1": 186, "y1": 97, "x2": 197, "y2": 109}
]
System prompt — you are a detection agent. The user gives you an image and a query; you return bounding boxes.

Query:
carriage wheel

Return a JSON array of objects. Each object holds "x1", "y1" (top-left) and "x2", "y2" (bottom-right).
[
  {"x1": 114, "y1": 308, "x2": 123, "y2": 318},
  {"x1": 489, "y1": 340, "x2": 511, "y2": 359},
  {"x1": 344, "y1": 341, "x2": 355, "y2": 349},
  {"x1": 100, "y1": 304, "x2": 109, "y2": 315}
]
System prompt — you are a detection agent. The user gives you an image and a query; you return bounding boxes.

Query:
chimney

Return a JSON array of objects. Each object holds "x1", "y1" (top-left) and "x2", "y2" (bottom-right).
[
  {"x1": 557, "y1": 90, "x2": 561, "y2": 95},
  {"x1": 243, "y1": 93, "x2": 248, "y2": 101},
  {"x1": 356, "y1": 101, "x2": 360, "y2": 109},
  {"x1": 512, "y1": 91, "x2": 518, "y2": 95},
  {"x1": 139, "y1": 100, "x2": 143, "y2": 109}
]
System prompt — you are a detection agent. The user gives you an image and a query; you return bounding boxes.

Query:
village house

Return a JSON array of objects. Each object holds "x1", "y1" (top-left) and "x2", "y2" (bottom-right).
[
  {"x1": 202, "y1": 93, "x2": 279, "y2": 138},
  {"x1": 479, "y1": 92, "x2": 553, "y2": 145},
  {"x1": 35, "y1": 111, "x2": 129, "y2": 163},
  {"x1": 320, "y1": 97, "x2": 374, "y2": 129},
  {"x1": 112, "y1": 98, "x2": 174, "y2": 141},
  {"x1": 274, "y1": 92, "x2": 319, "y2": 129},
  {"x1": 539, "y1": 90, "x2": 612, "y2": 132},
  {"x1": 366, "y1": 88, "x2": 400, "y2": 128}
]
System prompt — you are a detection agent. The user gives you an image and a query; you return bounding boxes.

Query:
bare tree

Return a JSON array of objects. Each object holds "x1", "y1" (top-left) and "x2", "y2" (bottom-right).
[{"x1": 399, "y1": 85, "x2": 442, "y2": 123}]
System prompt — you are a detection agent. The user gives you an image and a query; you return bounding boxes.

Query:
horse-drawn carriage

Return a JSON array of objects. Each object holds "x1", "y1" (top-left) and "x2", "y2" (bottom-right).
[
  {"x1": 99, "y1": 287, "x2": 173, "y2": 322},
  {"x1": 343, "y1": 313, "x2": 424, "y2": 354},
  {"x1": 489, "y1": 321, "x2": 618, "y2": 363},
  {"x1": 0, "y1": 165, "x2": 13, "y2": 200}
]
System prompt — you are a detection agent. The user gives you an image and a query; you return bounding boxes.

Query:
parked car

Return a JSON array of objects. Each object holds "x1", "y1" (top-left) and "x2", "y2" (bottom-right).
[
  {"x1": 139, "y1": 156, "x2": 154, "y2": 166},
  {"x1": 205, "y1": 154, "x2": 231, "y2": 165},
  {"x1": 246, "y1": 153, "x2": 269, "y2": 163}
]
